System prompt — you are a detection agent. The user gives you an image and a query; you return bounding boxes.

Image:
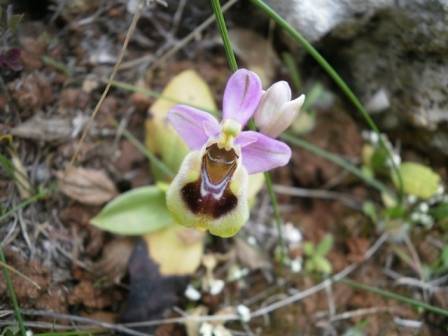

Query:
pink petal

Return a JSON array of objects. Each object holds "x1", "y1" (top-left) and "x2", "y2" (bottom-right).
[
  {"x1": 222, "y1": 69, "x2": 262, "y2": 126},
  {"x1": 203, "y1": 120, "x2": 222, "y2": 138},
  {"x1": 235, "y1": 132, "x2": 257, "y2": 147},
  {"x1": 240, "y1": 131, "x2": 291, "y2": 174},
  {"x1": 168, "y1": 105, "x2": 220, "y2": 150}
]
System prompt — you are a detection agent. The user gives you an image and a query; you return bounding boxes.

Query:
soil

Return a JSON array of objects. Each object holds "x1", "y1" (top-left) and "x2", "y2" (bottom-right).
[{"x1": 1, "y1": 1, "x2": 447, "y2": 336}]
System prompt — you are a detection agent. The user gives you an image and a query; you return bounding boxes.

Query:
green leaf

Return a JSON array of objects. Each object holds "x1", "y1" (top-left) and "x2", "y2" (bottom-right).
[
  {"x1": 360, "y1": 165, "x2": 374, "y2": 179},
  {"x1": 361, "y1": 143, "x2": 389, "y2": 172},
  {"x1": 391, "y1": 162, "x2": 440, "y2": 200},
  {"x1": 440, "y1": 218, "x2": 448, "y2": 231},
  {"x1": 362, "y1": 201, "x2": 377, "y2": 223},
  {"x1": 315, "y1": 256, "x2": 332, "y2": 274},
  {"x1": 383, "y1": 205, "x2": 406, "y2": 220},
  {"x1": 7, "y1": 14, "x2": 22, "y2": 32},
  {"x1": 429, "y1": 203, "x2": 448, "y2": 220},
  {"x1": 90, "y1": 186, "x2": 173, "y2": 235},
  {"x1": 316, "y1": 234, "x2": 333, "y2": 256},
  {"x1": 304, "y1": 258, "x2": 315, "y2": 272},
  {"x1": 441, "y1": 246, "x2": 448, "y2": 268},
  {"x1": 302, "y1": 83, "x2": 324, "y2": 111},
  {"x1": 303, "y1": 241, "x2": 315, "y2": 256},
  {"x1": 1, "y1": 325, "x2": 20, "y2": 336},
  {"x1": 370, "y1": 146, "x2": 389, "y2": 170}
]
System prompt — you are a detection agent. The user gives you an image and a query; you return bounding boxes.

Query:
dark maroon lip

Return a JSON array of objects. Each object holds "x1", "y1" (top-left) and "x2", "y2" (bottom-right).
[{"x1": 181, "y1": 144, "x2": 238, "y2": 219}]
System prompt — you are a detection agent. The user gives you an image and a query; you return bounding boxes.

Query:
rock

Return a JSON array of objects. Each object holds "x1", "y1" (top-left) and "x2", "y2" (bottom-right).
[{"x1": 265, "y1": 0, "x2": 448, "y2": 154}]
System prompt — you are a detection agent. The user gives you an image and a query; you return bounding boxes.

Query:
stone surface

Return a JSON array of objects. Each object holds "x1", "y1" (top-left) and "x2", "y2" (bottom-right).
[{"x1": 265, "y1": 0, "x2": 448, "y2": 154}]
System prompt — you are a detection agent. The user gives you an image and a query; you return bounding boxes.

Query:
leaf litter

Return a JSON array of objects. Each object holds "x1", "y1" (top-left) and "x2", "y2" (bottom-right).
[
  {"x1": 0, "y1": 1, "x2": 446, "y2": 336},
  {"x1": 55, "y1": 167, "x2": 118, "y2": 205}
]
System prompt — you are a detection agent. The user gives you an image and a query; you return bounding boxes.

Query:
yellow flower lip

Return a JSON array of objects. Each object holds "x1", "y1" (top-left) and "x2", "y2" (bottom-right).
[
  {"x1": 217, "y1": 119, "x2": 242, "y2": 151},
  {"x1": 166, "y1": 141, "x2": 249, "y2": 237}
]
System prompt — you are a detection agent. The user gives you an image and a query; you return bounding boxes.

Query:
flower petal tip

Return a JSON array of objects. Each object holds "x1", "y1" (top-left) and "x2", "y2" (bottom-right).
[{"x1": 222, "y1": 69, "x2": 262, "y2": 126}]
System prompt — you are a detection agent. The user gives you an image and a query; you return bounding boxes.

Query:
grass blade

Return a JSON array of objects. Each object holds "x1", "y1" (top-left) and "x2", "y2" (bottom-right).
[
  {"x1": 282, "y1": 133, "x2": 398, "y2": 201},
  {"x1": 337, "y1": 278, "x2": 448, "y2": 317},
  {"x1": 111, "y1": 119, "x2": 175, "y2": 179},
  {"x1": 250, "y1": 0, "x2": 403, "y2": 199},
  {"x1": 0, "y1": 245, "x2": 26, "y2": 335},
  {"x1": 210, "y1": 0, "x2": 238, "y2": 72}
]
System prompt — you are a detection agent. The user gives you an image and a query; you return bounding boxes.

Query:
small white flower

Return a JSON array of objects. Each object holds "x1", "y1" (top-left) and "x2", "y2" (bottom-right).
[
  {"x1": 213, "y1": 325, "x2": 233, "y2": 336},
  {"x1": 361, "y1": 130, "x2": 379, "y2": 144},
  {"x1": 420, "y1": 214, "x2": 434, "y2": 227},
  {"x1": 418, "y1": 202, "x2": 429, "y2": 213},
  {"x1": 185, "y1": 284, "x2": 201, "y2": 301},
  {"x1": 391, "y1": 154, "x2": 401, "y2": 166},
  {"x1": 237, "y1": 304, "x2": 251, "y2": 322},
  {"x1": 247, "y1": 236, "x2": 257, "y2": 245},
  {"x1": 369, "y1": 131, "x2": 380, "y2": 144},
  {"x1": 200, "y1": 322, "x2": 214, "y2": 336},
  {"x1": 283, "y1": 223, "x2": 302, "y2": 245},
  {"x1": 407, "y1": 194, "x2": 417, "y2": 204},
  {"x1": 228, "y1": 267, "x2": 249, "y2": 281},
  {"x1": 210, "y1": 279, "x2": 225, "y2": 296},
  {"x1": 291, "y1": 258, "x2": 302, "y2": 273},
  {"x1": 410, "y1": 212, "x2": 420, "y2": 222}
]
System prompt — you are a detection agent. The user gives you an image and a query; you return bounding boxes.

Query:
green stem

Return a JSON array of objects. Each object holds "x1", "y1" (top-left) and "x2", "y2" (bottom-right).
[
  {"x1": 0, "y1": 187, "x2": 53, "y2": 222},
  {"x1": 250, "y1": 0, "x2": 403, "y2": 200},
  {"x1": 282, "y1": 52, "x2": 302, "y2": 92},
  {"x1": 0, "y1": 246, "x2": 26, "y2": 336},
  {"x1": 249, "y1": 121, "x2": 287, "y2": 261},
  {"x1": 210, "y1": 0, "x2": 238, "y2": 72},
  {"x1": 282, "y1": 133, "x2": 398, "y2": 201},
  {"x1": 111, "y1": 119, "x2": 175, "y2": 179},
  {"x1": 337, "y1": 278, "x2": 448, "y2": 317},
  {"x1": 264, "y1": 170, "x2": 287, "y2": 259}
]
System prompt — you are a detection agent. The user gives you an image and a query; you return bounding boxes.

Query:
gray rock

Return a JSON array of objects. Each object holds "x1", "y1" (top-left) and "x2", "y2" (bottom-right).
[{"x1": 266, "y1": 0, "x2": 448, "y2": 154}]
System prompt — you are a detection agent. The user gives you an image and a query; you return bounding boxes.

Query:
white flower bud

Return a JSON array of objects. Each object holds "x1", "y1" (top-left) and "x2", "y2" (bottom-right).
[
  {"x1": 407, "y1": 194, "x2": 417, "y2": 204},
  {"x1": 210, "y1": 279, "x2": 225, "y2": 296},
  {"x1": 185, "y1": 284, "x2": 201, "y2": 301},
  {"x1": 418, "y1": 202, "x2": 429, "y2": 213},
  {"x1": 253, "y1": 81, "x2": 305, "y2": 138},
  {"x1": 200, "y1": 322, "x2": 214, "y2": 336},
  {"x1": 237, "y1": 304, "x2": 251, "y2": 322},
  {"x1": 291, "y1": 258, "x2": 302, "y2": 273}
]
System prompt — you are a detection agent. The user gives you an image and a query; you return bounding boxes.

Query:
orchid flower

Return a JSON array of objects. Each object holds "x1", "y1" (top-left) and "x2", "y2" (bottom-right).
[{"x1": 166, "y1": 69, "x2": 302, "y2": 237}]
